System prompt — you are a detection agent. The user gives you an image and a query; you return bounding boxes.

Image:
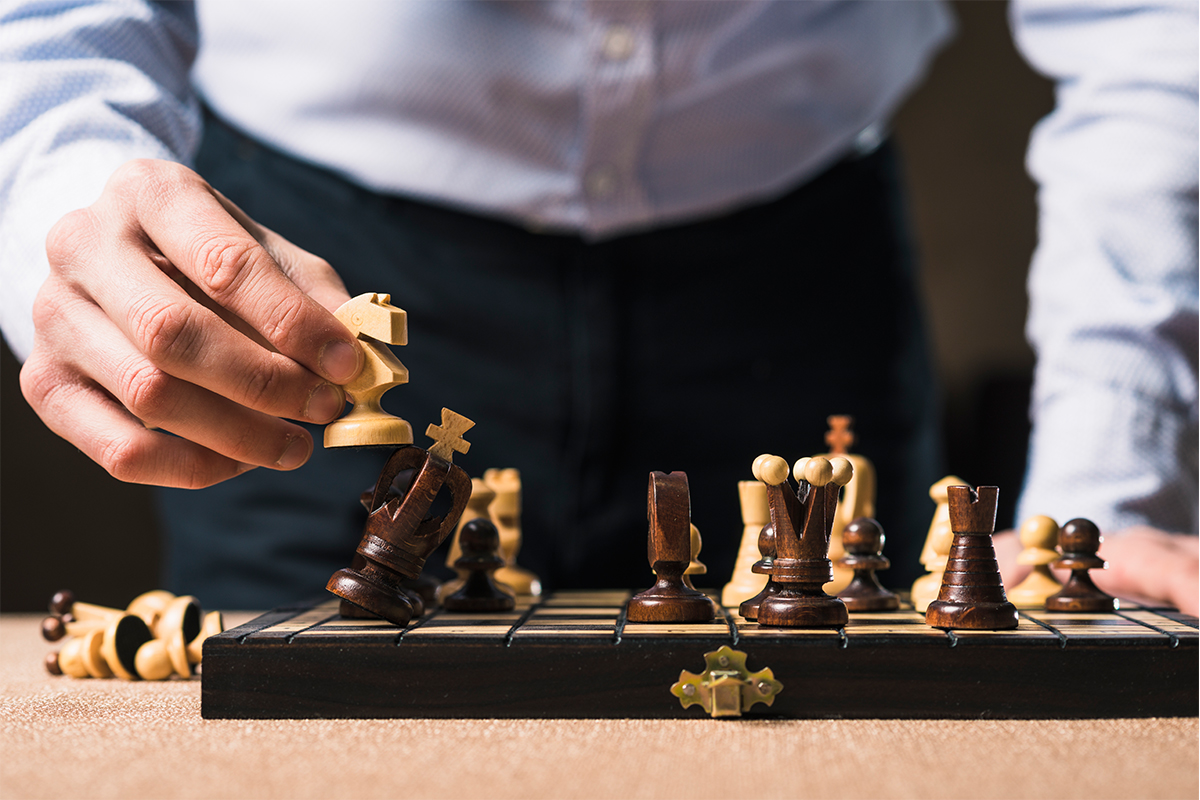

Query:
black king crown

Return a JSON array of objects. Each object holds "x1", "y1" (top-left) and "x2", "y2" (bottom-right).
[{"x1": 752, "y1": 454, "x2": 854, "y2": 628}]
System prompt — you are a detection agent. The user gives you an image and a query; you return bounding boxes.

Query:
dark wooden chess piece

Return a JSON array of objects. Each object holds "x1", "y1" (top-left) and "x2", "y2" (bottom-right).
[
  {"x1": 756, "y1": 455, "x2": 852, "y2": 628},
  {"x1": 837, "y1": 517, "x2": 900, "y2": 611},
  {"x1": 1045, "y1": 518, "x2": 1118, "y2": 612},
  {"x1": 442, "y1": 518, "x2": 516, "y2": 612},
  {"x1": 327, "y1": 411, "x2": 474, "y2": 626},
  {"x1": 738, "y1": 522, "x2": 778, "y2": 621},
  {"x1": 338, "y1": 486, "x2": 425, "y2": 619},
  {"x1": 925, "y1": 485, "x2": 1019, "y2": 630},
  {"x1": 626, "y1": 472, "x2": 715, "y2": 623}
]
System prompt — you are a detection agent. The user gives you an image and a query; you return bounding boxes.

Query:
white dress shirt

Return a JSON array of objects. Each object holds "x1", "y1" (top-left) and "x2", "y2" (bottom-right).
[{"x1": 0, "y1": 0, "x2": 1195, "y2": 536}]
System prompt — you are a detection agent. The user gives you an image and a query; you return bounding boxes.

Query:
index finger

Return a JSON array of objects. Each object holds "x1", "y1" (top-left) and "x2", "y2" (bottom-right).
[{"x1": 127, "y1": 163, "x2": 361, "y2": 383}]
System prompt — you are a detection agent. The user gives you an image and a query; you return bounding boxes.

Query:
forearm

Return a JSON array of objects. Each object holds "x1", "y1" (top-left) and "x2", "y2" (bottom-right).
[
  {"x1": 0, "y1": 0, "x2": 201, "y2": 360},
  {"x1": 1011, "y1": 0, "x2": 1199, "y2": 534}
]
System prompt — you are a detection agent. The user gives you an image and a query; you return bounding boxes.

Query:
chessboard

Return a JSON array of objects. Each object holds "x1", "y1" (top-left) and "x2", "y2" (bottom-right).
[{"x1": 201, "y1": 591, "x2": 1197, "y2": 720}]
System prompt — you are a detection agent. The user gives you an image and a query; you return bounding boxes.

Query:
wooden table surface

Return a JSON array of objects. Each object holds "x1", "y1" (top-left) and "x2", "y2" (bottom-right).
[{"x1": 2, "y1": 614, "x2": 1196, "y2": 800}]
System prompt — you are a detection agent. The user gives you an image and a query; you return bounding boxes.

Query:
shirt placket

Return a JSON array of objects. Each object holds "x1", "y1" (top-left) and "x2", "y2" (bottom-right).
[{"x1": 577, "y1": 1, "x2": 656, "y2": 236}]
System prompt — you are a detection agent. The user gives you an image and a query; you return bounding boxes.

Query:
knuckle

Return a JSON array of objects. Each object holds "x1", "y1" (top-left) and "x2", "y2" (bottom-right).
[
  {"x1": 114, "y1": 358, "x2": 176, "y2": 424},
  {"x1": 45, "y1": 208, "x2": 99, "y2": 269},
  {"x1": 127, "y1": 294, "x2": 200, "y2": 365},
  {"x1": 19, "y1": 354, "x2": 66, "y2": 412},
  {"x1": 192, "y1": 237, "x2": 264, "y2": 296},
  {"x1": 239, "y1": 357, "x2": 287, "y2": 410},
  {"x1": 258, "y1": 294, "x2": 307, "y2": 345},
  {"x1": 97, "y1": 434, "x2": 149, "y2": 484}
]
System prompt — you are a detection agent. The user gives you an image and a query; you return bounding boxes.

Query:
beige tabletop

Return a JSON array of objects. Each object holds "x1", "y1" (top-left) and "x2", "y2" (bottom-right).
[{"x1": 2, "y1": 614, "x2": 1196, "y2": 800}]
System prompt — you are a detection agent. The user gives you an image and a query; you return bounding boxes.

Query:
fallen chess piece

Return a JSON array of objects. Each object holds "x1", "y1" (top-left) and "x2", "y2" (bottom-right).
[
  {"x1": 327, "y1": 409, "x2": 474, "y2": 625},
  {"x1": 43, "y1": 590, "x2": 224, "y2": 680}
]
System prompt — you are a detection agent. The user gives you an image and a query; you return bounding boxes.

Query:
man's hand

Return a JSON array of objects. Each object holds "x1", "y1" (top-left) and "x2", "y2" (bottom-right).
[
  {"x1": 20, "y1": 159, "x2": 363, "y2": 488},
  {"x1": 997, "y1": 526, "x2": 1198, "y2": 616}
]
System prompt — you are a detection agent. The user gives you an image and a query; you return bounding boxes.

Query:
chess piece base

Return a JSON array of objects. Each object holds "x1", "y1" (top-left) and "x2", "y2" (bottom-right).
[
  {"x1": 324, "y1": 412, "x2": 413, "y2": 448},
  {"x1": 495, "y1": 565, "x2": 542, "y2": 598},
  {"x1": 626, "y1": 581, "x2": 714, "y2": 623},
  {"x1": 839, "y1": 578, "x2": 900, "y2": 612},
  {"x1": 1008, "y1": 567, "x2": 1063, "y2": 608},
  {"x1": 738, "y1": 582, "x2": 779, "y2": 621},
  {"x1": 925, "y1": 599, "x2": 1019, "y2": 630},
  {"x1": 327, "y1": 569, "x2": 415, "y2": 626},
  {"x1": 443, "y1": 591, "x2": 515, "y2": 613},
  {"x1": 757, "y1": 590, "x2": 848, "y2": 628},
  {"x1": 1045, "y1": 591, "x2": 1118, "y2": 613}
]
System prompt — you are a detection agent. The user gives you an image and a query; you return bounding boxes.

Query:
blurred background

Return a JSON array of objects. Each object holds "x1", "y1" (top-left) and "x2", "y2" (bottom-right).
[{"x1": 0, "y1": 1, "x2": 1054, "y2": 611}]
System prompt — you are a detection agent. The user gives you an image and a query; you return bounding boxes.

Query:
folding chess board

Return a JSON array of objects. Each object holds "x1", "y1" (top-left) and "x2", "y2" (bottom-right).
[{"x1": 201, "y1": 591, "x2": 1197, "y2": 720}]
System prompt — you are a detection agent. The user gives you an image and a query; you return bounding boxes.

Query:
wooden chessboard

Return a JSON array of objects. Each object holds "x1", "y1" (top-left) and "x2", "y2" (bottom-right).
[{"x1": 201, "y1": 591, "x2": 1197, "y2": 720}]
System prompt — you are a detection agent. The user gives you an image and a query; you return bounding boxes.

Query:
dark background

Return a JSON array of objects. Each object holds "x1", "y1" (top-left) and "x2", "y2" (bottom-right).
[{"x1": 0, "y1": 2, "x2": 1054, "y2": 611}]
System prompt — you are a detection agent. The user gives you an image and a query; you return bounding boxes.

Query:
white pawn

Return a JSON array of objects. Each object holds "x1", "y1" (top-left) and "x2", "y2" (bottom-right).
[
  {"x1": 721, "y1": 481, "x2": 770, "y2": 608},
  {"x1": 911, "y1": 476, "x2": 963, "y2": 612},
  {"x1": 1008, "y1": 515, "x2": 1063, "y2": 607}
]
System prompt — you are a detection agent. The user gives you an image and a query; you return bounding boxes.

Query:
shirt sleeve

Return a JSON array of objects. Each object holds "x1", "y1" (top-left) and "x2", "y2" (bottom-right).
[
  {"x1": 0, "y1": 0, "x2": 201, "y2": 361},
  {"x1": 1011, "y1": 0, "x2": 1199, "y2": 534}
]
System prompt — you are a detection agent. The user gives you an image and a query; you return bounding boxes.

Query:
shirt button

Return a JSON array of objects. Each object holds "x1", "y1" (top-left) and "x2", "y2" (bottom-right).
[
  {"x1": 585, "y1": 164, "x2": 619, "y2": 199},
  {"x1": 601, "y1": 24, "x2": 636, "y2": 61}
]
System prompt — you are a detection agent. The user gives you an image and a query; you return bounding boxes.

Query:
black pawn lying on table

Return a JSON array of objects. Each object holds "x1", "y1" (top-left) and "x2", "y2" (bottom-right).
[
  {"x1": 442, "y1": 518, "x2": 515, "y2": 613},
  {"x1": 1045, "y1": 518, "x2": 1117, "y2": 612},
  {"x1": 739, "y1": 523, "x2": 778, "y2": 621},
  {"x1": 837, "y1": 518, "x2": 899, "y2": 612}
]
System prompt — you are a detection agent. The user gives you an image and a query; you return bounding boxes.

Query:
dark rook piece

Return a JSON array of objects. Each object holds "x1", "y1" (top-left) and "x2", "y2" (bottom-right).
[
  {"x1": 442, "y1": 518, "x2": 516, "y2": 612},
  {"x1": 925, "y1": 486, "x2": 1019, "y2": 630},
  {"x1": 837, "y1": 517, "x2": 900, "y2": 612},
  {"x1": 626, "y1": 472, "x2": 714, "y2": 623},
  {"x1": 327, "y1": 445, "x2": 471, "y2": 625},
  {"x1": 1045, "y1": 518, "x2": 1118, "y2": 612},
  {"x1": 757, "y1": 455, "x2": 851, "y2": 628}
]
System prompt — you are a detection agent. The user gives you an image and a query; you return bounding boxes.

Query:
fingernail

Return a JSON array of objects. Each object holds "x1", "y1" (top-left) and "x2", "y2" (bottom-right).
[
  {"x1": 320, "y1": 340, "x2": 360, "y2": 383},
  {"x1": 305, "y1": 383, "x2": 344, "y2": 423},
  {"x1": 275, "y1": 436, "x2": 311, "y2": 470}
]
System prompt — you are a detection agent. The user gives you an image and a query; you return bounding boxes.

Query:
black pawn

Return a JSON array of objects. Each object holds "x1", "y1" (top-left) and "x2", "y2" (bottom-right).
[
  {"x1": 837, "y1": 518, "x2": 899, "y2": 612},
  {"x1": 442, "y1": 519, "x2": 515, "y2": 612},
  {"x1": 1046, "y1": 519, "x2": 1117, "y2": 612},
  {"x1": 739, "y1": 523, "x2": 778, "y2": 621}
]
